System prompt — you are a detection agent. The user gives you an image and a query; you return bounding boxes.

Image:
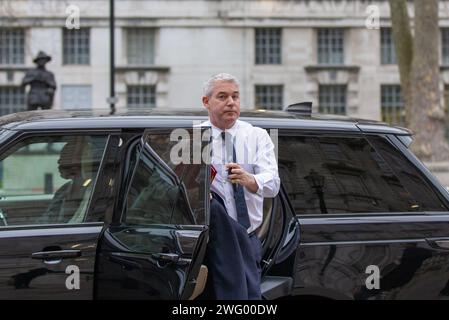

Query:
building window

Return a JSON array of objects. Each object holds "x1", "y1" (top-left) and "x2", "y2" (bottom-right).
[
  {"x1": 442, "y1": 28, "x2": 449, "y2": 65},
  {"x1": 127, "y1": 28, "x2": 155, "y2": 65},
  {"x1": 63, "y1": 28, "x2": 90, "y2": 64},
  {"x1": 317, "y1": 29, "x2": 344, "y2": 65},
  {"x1": 255, "y1": 28, "x2": 282, "y2": 65},
  {"x1": 0, "y1": 87, "x2": 26, "y2": 116},
  {"x1": 63, "y1": 28, "x2": 90, "y2": 65},
  {"x1": 61, "y1": 85, "x2": 92, "y2": 110},
  {"x1": 0, "y1": 29, "x2": 25, "y2": 65},
  {"x1": 255, "y1": 85, "x2": 283, "y2": 110},
  {"x1": 381, "y1": 85, "x2": 404, "y2": 126},
  {"x1": 319, "y1": 85, "x2": 347, "y2": 115},
  {"x1": 127, "y1": 85, "x2": 156, "y2": 108},
  {"x1": 381, "y1": 28, "x2": 397, "y2": 65}
]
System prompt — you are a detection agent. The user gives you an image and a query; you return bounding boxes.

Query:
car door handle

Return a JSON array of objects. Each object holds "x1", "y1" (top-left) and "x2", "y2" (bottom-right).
[
  {"x1": 151, "y1": 253, "x2": 180, "y2": 263},
  {"x1": 31, "y1": 250, "x2": 82, "y2": 260}
]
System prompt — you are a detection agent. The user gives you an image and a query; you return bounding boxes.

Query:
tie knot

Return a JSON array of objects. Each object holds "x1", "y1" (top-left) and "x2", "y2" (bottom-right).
[{"x1": 221, "y1": 131, "x2": 233, "y2": 143}]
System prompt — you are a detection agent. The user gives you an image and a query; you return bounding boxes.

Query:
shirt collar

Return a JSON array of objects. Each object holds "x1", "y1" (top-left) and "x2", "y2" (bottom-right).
[{"x1": 209, "y1": 119, "x2": 239, "y2": 139}]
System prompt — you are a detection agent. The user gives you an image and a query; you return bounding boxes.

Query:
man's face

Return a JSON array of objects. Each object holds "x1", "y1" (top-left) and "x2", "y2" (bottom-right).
[
  {"x1": 58, "y1": 144, "x2": 80, "y2": 179},
  {"x1": 202, "y1": 81, "x2": 240, "y2": 130}
]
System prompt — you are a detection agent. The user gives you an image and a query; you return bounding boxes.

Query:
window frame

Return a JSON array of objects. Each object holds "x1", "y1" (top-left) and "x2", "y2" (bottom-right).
[
  {"x1": 380, "y1": 28, "x2": 397, "y2": 65},
  {"x1": 0, "y1": 130, "x2": 113, "y2": 227},
  {"x1": 255, "y1": 84, "x2": 284, "y2": 110},
  {"x1": 126, "y1": 85, "x2": 156, "y2": 109},
  {"x1": 126, "y1": 28, "x2": 156, "y2": 66},
  {"x1": 381, "y1": 84, "x2": 405, "y2": 126},
  {"x1": 121, "y1": 137, "x2": 187, "y2": 226},
  {"x1": 62, "y1": 27, "x2": 91, "y2": 65},
  {"x1": 0, "y1": 28, "x2": 25, "y2": 65},
  {"x1": 255, "y1": 28, "x2": 282, "y2": 65},
  {"x1": 119, "y1": 128, "x2": 210, "y2": 227},
  {"x1": 0, "y1": 86, "x2": 26, "y2": 116},
  {"x1": 318, "y1": 84, "x2": 347, "y2": 115},
  {"x1": 317, "y1": 28, "x2": 345, "y2": 65}
]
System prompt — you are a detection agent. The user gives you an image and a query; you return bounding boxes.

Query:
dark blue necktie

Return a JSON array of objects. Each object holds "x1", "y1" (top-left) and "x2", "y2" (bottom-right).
[{"x1": 221, "y1": 131, "x2": 251, "y2": 230}]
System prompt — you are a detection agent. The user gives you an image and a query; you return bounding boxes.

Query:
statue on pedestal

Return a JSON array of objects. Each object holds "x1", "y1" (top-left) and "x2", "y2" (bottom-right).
[{"x1": 22, "y1": 51, "x2": 56, "y2": 110}]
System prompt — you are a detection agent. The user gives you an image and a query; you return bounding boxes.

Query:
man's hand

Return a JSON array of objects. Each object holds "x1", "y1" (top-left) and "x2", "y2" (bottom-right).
[{"x1": 226, "y1": 163, "x2": 259, "y2": 193}]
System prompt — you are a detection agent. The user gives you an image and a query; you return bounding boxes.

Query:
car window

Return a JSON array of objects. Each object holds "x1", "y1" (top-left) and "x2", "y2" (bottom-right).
[
  {"x1": 368, "y1": 136, "x2": 448, "y2": 211},
  {"x1": 147, "y1": 133, "x2": 206, "y2": 224},
  {"x1": 278, "y1": 134, "x2": 448, "y2": 215},
  {"x1": 124, "y1": 141, "x2": 194, "y2": 226},
  {"x1": 0, "y1": 134, "x2": 108, "y2": 226}
]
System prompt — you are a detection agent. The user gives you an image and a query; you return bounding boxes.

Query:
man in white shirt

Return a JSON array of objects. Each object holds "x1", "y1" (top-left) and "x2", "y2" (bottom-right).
[{"x1": 200, "y1": 73, "x2": 280, "y2": 299}]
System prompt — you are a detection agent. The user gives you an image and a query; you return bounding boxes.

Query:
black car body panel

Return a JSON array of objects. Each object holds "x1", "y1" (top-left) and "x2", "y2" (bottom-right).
[
  {"x1": 0, "y1": 223, "x2": 102, "y2": 299},
  {"x1": 295, "y1": 214, "x2": 449, "y2": 299}
]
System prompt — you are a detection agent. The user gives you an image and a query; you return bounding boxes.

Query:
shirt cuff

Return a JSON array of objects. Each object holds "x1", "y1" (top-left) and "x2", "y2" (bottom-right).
[{"x1": 253, "y1": 174, "x2": 265, "y2": 196}]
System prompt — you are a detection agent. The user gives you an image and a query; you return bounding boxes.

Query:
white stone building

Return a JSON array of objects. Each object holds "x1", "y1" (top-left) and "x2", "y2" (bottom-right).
[{"x1": 2, "y1": 0, "x2": 449, "y2": 126}]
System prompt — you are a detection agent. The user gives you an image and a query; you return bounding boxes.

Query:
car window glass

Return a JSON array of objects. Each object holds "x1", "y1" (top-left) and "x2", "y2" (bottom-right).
[
  {"x1": 124, "y1": 141, "x2": 194, "y2": 226},
  {"x1": 147, "y1": 132, "x2": 207, "y2": 224},
  {"x1": 368, "y1": 136, "x2": 447, "y2": 211},
  {"x1": 278, "y1": 134, "x2": 447, "y2": 215},
  {"x1": 0, "y1": 135, "x2": 108, "y2": 226}
]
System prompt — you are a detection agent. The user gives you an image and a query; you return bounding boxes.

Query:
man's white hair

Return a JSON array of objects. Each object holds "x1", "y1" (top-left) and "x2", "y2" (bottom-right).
[{"x1": 203, "y1": 73, "x2": 240, "y2": 97}]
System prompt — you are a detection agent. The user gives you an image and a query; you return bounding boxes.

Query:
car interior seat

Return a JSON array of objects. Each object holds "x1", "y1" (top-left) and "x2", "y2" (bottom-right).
[
  {"x1": 67, "y1": 140, "x2": 94, "y2": 223},
  {"x1": 256, "y1": 197, "x2": 274, "y2": 242}
]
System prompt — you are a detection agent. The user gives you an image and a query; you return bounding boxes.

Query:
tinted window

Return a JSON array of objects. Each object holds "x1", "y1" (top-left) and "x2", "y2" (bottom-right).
[
  {"x1": 278, "y1": 134, "x2": 447, "y2": 215},
  {"x1": 368, "y1": 136, "x2": 447, "y2": 211},
  {"x1": 124, "y1": 141, "x2": 194, "y2": 226},
  {"x1": 0, "y1": 134, "x2": 108, "y2": 225},
  {"x1": 147, "y1": 132, "x2": 207, "y2": 224}
]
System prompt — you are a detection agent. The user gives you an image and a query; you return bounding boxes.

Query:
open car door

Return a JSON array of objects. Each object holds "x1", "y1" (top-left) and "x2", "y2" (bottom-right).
[
  {"x1": 258, "y1": 185, "x2": 301, "y2": 300},
  {"x1": 95, "y1": 127, "x2": 210, "y2": 299}
]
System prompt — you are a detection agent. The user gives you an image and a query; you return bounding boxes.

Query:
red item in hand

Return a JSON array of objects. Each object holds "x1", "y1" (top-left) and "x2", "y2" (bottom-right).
[{"x1": 211, "y1": 165, "x2": 217, "y2": 183}]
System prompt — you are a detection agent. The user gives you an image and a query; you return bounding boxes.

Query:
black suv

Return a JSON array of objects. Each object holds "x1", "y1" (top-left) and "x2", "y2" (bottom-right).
[{"x1": 0, "y1": 108, "x2": 448, "y2": 300}]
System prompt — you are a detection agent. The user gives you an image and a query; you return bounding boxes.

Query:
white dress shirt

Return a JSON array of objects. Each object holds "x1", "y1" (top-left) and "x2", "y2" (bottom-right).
[{"x1": 202, "y1": 119, "x2": 280, "y2": 233}]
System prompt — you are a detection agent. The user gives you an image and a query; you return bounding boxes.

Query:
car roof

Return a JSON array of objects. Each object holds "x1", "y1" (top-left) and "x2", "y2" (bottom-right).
[{"x1": 0, "y1": 108, "x2": 412, "y2": 135}]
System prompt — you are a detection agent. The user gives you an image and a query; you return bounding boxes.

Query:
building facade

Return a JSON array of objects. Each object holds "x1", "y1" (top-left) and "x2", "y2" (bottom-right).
[{"x1": 2, "y1": 0, "x2": 449, "y2": 126}]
